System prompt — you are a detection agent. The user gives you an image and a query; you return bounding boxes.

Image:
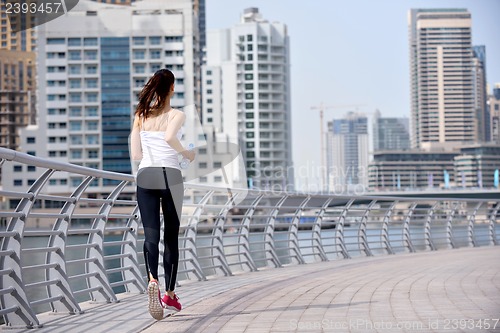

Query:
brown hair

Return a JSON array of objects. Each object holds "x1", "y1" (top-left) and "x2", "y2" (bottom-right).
[{"x1": 135, "y1": 69, "x2": 175, "y2": 119}]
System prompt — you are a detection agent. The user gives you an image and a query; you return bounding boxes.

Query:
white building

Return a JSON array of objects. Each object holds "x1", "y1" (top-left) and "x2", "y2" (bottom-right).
[
  {"x1": 409, "y1": 9, "x2": 477, "y2": 150},
  {"x1": 4, "y1": 0, "x2": 200, "y2": 197},
  {"x1": 202, "y1": 8, "x2": 293, "y2": 191}
]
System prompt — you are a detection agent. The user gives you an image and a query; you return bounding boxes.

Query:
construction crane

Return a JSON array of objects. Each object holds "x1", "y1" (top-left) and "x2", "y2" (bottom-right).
[{"x1": 310, "y1": 103, "x2": 366, "y2": 192}]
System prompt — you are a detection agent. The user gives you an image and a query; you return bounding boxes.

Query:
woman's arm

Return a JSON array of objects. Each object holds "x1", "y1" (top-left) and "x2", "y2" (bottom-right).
[
  {"x1": 164, "y1": 111, "x2": 195, "y2": 161},
  {"x1": 130, "y1": 115, "x2": 142, "y2": 160}
]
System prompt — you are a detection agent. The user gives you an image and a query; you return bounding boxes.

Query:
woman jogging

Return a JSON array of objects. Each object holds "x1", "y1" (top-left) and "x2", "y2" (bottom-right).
[{"x1": 130, "y1": 68, "x2": 194, "y2": 320}]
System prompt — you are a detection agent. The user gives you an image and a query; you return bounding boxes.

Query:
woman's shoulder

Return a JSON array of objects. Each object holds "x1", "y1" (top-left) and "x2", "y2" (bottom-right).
[{"x1": 171, "y1": 108, "x2": 186, "y2": 119}]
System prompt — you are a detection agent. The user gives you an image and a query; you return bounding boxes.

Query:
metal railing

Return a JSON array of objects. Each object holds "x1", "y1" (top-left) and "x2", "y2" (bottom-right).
[{"x1": 0, "y1": 147, "x2": 499, "y2": 328}]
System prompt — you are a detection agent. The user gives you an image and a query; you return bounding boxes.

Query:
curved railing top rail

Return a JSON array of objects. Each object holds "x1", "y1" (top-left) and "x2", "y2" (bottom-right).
[{"x1": 0, "y1": 147, "x2": 497, "y2": 203}]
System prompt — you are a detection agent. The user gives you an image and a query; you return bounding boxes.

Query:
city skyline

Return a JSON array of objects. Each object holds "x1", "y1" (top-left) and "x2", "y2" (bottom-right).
[{"x1": 206, "y1": 0, "x2": 500, "y2": 190}]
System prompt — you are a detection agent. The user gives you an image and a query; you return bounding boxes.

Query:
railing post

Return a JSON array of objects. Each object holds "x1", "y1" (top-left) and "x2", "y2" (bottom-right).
[
  {"x1": 467, "y1": 202, "x2": 482, "y2": 248},
  {"x1": 0, "y1": 169, "x2": 54, "y2": 328},
  {"x1": 446, "y1": 202, "x2": 459, "y2": 249},
  {"x1": 287, "y1": 196, "x2": 309, "y2": 265},
  {"x1": 122, "y1": 206, "x2": 146, "y2": 293},
  {"x1": 264, "y1": 195, "x2": 285, "y2": 268},
  {"x1": 335, "y1": 199, "x2": 355, "y2": 259},
  {"x1": 182, "y1": 190, "x2": 214, "y2": 281},
  {"x1": 236, "y1": 194, "x2": 261, "y2": 272},
  {"x1": 403, "y1": 202, "x2": 417, "y2": 253},
  {"x1": 46, "y1": 177, "x2": 96, "y2": 315},
  {"x1": 381, "y1": 201, "x2": 397, "y2": 255},
  {"x1": 489, "y1": 202, "x2": 500, "y2": 246},
  {"x1": 210, "y1": 193, "x2": 240, "y2": 277},
  {"x1": 86, "y1": 181, "x2": 128, "y2": 303},
  {"x1": 311, "y1": 198, "x2": 332, "y2": 262},
  {"x1": 358, "y1": 200, "x2": 377, "y2": 257},
  {"x1": 424, "y1": 202, "x2": 438, "y2": 251}
]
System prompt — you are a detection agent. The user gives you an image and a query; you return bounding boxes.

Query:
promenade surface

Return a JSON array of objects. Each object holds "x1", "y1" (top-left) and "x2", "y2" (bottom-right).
[{"x1": 5, "y1": 246, "x2": 500, "y2": 333}]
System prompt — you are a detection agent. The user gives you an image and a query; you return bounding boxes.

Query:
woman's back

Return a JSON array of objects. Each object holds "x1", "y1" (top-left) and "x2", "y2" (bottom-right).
[{"x1": 138, "y1": 109, "x2": 183, "y2": 170}]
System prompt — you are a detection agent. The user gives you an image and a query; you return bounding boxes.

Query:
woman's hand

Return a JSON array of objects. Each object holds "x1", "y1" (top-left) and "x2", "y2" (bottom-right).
[{"x1": 181, "y1": 149, "x2": 195, "y2": 162}]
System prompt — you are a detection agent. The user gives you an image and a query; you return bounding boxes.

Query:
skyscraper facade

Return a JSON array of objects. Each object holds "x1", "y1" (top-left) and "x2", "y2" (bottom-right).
[
  {"x1": 202, "y1": 8, "x2": 293, "y2": 190},
  {"x1": 409, "y1": 9, "x2": 476, "y2": 150},
  {"x1": 326, "y1": 112, "x2": 369, "y2": 191},
  {"x1": 489, "y1": 84, "x2": 500, "y2": 143},
  {"x1": 373, "y1": 110, "x2": 410, "y2": 151},
  {"x1": 5, "y1": 0, "x2": 199, "y2": 195},
  {"x1": 472, "y1": 45, "x2": 489, "y2": 142}
]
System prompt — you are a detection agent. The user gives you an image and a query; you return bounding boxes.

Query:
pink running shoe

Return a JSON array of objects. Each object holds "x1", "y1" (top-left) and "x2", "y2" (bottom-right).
[
  {"x1": 161, "y1": 293, "x2": 182, "y2": 312},
  {"x1": 147, "y1": 280, "x2": 164, "y2": 320}
]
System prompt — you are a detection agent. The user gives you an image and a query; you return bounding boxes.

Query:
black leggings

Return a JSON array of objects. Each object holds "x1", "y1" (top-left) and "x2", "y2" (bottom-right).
[{"x1": 136, "y1": 167, "x2": 184, "y2": 291}]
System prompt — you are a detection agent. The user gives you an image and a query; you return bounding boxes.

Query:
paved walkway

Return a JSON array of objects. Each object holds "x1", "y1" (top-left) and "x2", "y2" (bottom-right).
[{"x1": 6, "y1": 247, "x2": 500, "y2": 333}]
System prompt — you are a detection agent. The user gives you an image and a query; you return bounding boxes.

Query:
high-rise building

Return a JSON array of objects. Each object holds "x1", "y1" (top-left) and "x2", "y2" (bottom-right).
[
  {"x1": 326, "y1": 112, "x2": 369, "y2": 191},
  {"x1": 409, "y1": 9, "x2": 476, "y2": 150},
  {"x1": 489, "y1": 84, "x2": 500, "y2": 143},
  {"x1": 5, "y1": 0, "x2": 200, "y2": 195},
  {"x1": 472, "y1": 45, "x2": 489, "y2": 142},
  {"x1": 0, "y1": 1, "x2": 37, "y2": 156},
  {"x1": 0, "y1": 1, "x2": 36, "y2": 51},
  {"x1": 0, "y1": 50, "x2": 36, "y2": 150},
  {"x1": 202, "y1": 8, "x2": 293, "y2": 190},
  {"x1": 373, "y1": 110, "x2": 410, "y2": 151}
]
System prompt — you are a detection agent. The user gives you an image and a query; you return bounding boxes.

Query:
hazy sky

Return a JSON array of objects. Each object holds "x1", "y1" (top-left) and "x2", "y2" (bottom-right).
[{"x1": 206, "y1": 0, "x2": 500, "y2": 190}]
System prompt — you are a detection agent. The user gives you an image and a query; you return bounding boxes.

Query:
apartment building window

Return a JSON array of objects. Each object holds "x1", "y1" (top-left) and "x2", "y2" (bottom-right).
[
  {"x1": 86, "y1": 135, "x2": 99, "y2": 145},
  {"x1": 246, "y1": 122, "x2": 254, "y2": 128},
  {"x1": 206, "y1": 70, "x2": 212, "y2": 75},
  {"x1": 245, "y1": 83, "x2": 254, "y2": 90},
  {"x1": 70, "y1": 107, "x2": 82, "y2": 116},
  {"x1": 151, "y1": 64, "x2": 161, "y2": 72},
  {"x1": 69, "y1": 65, "x2": 81, "y2": 74},
  {"x1": 199, "y1": 162, "x2": 207, "y2": 169},
  {"x1": 207, "y1": 117, "x2": 213, "y2": 123},
  {"x1": 86, "y1": 121, "x2": 98, "y2": 130},
  {"x1": 245, "y1": 103, "x2": 254, "y2": 109},
  {"x1": 245, "y1": 64, "x2": 253, "y2": 70},
  {"x1": 88, "y1": 150, "x2": 98, "y2": 158},
  {"x1": 71, "y1": 135, "x2": 82, "y2": 145},
  {"x1": 69, "y1": 79, "x2": 81, "y2": 89},
  {"x1": 207, "y1": 80, "x2": 212, "y2": 85},
  {"x1": 49, "y1": 137, "x2": 56, "y2": 143},
  {"x1": 85, "y1": 79, "x2": 98, "y2": 88},
  {"x1": 207, "y1": 108, "x2": 213, "y2": 113},
  {"x1": 83, "y1": 38, "x2": 98, "y2": 46},
  {"x1": 71, "y1": 150, "x2": 82, "y2": 159},
  {"x1": 133, "y1": 36, "x2": 146, "y2": 45},
  {"x1": 133, "y1": 50, "x2": 145, "y2": 59},
  {"x1": 150, "y1": 50, "x2": 161, "y2": 59},
  {"x1": 247, "y1": 44, "x2": 253, "y2": 51},
  {"x1": 68, "y1": 38, "x2": 81, "y2": 46},
  {"x1": 70, "y1": 93, "x2": 82, "y2": 103},
  {"x1": 85, "y1": 65, "x2": 97, "y2": 74},
  {"x1": 69, "y1": 50, "x2": 81, "y2": 60},
  {"x1": 246, "y1": 132, "x2": 254, "y2": 138},
  {"x1": 14, "y1": 179, "x2": 23, "y2": 186},
  {"x1": 247, "y1": 34, "x2": 253, "y2": 41},
  {"x1": 135, "y1": 79, "x2": 145, "y2": 87},
  {"x1": 47, "y1": 38, "x2": 65, "y2": 44},
  {"x1": 59, "y1": 151, "x2": 67, "y2": 157},
  {"x1": 207, "y1": 89, "x2": 212, "y2": 94},
  {"x1": 26, "y1": 137, "x2": 35, "y2": 144},
  {"x1": 149, "y1": 36, "x2": 161, "y2": 45},
  {"x1": 84, "y1": 50, "x2": 97, "y2": 60},
  {"x1": 49, "y1": 151, "x2": 57, "y2": 157},
  {"x1": 134, "y1": 65, "x2": 145, "y2": 73},
  {"x1": 207, "y1": 98, "x2": 212, "y2": 103},
  {"x1": 13, "y1": 165, "x2": 22, "y2": 172},
  {"x1": 27, "y1": 166, "x2": 36, "y2": 172},
  {"x1": 70, "y1": 121, "x2": 82, "y2": 131},
  {"x1": 86, "y1": 93, "x2": 98, "y2": 102},
  {"x1": 85, "y1": 107, "x2": 98, "y2": 116}
]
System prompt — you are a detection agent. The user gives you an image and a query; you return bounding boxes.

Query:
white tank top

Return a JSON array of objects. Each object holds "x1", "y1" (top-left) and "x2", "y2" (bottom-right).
[{"x1": 138, "y1": 116, "x2": 183, "y2": 170}]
